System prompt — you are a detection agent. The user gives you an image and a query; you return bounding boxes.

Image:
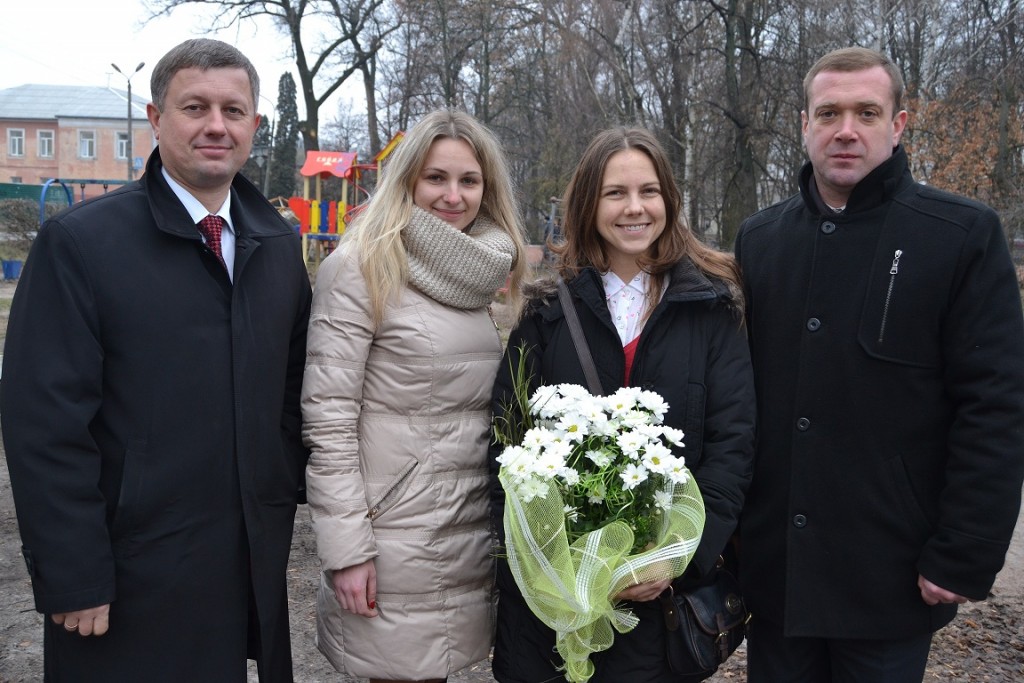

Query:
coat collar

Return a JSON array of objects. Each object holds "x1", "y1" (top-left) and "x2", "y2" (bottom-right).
[
  {"x1": 140, "y1": 147, "x2": 295, "y2": 242},
  {"x1": 799, "y1": 144, "x2": 915, "y2": 216},
  {"x1": 530, "y1": 257, "x2": 738, "y2": 324}
]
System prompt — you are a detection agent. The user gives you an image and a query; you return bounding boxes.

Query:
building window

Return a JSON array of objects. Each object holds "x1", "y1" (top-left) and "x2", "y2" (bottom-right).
[
  {"x1": 79, "y1": 131, "x2": 96, "y2": 159},
  {"x1": 8, "y1": 129, "x2": 25, "y2": 157},
  {"x1": 10, "y1": 176, "x2": 22, "y2": 183},
  {"x1": 38, "y1": 130, "x2": 55, "y2": 158},
  {"x1": 116, "y1": 132, "x2": 129, "y2": 160}
]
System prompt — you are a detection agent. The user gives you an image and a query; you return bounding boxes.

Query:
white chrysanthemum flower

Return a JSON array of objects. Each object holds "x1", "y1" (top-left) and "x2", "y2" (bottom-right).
[
  {"x1": 533, "y1": 448, "x2": 569, "y2": 480},
  {"x1": 642, "y1": 441, "x2": 673, "y2": 474},
  {"x1": 588, "y1": 414, "x2": 618, "y2": 438},
  {"x1": 522, "y1": 426, "x2": 556, "y2": 452},
  {"x1": 555, "y1": 412, "x2": 590, "y2": 442},
  {"x1": 635, "y1": 423, "x2": 666, "y2": 442},
  {"x1": 667, "y1": 460, "x2": 691, "y2": 484},
  {"x1": 616, "y1": 431, "x2": 648, "y2": 458},
  {"x1": 530, "y1": 385, "x2": 563, "y2": 418},
  {"x1": 587, "y1": 482, "x2": 607, "y2": 505},
  {"x1": 564, "y1": 504, "x2": 579, "y2": 523},
  {"x1": 561, "y1": 468, "x2": 581, "y2": 487},
  {"x1": 638, "y1": 390, "x2": 670, "y2": 419},
  {"x1": 619, "y1": 463, "x2": 649, "y2": 490},
  {"x1": 543, "y1": 438, "x2": 573, "y2": 462},
  {"x1": 660, "y1": 426, "x2": 685, "y2": 447},
  {"x1": 620, "y1": 409, "x2": 653, "y2": 430},
  {"x1": 585, "y1": 448, "x2": 613, "y2": 468},
  {"x1": 557, "y1": 384, "x2": 593, "y2": 401},
  {"x1": 518, "y1": 477, "x2": 548, "y2": 503},
  {"x1": 654, "y1": 489, "x2": 674, "y2": 511},
  {"x1": 496, "y1": 445, "x2": 535, "y2": 479}
]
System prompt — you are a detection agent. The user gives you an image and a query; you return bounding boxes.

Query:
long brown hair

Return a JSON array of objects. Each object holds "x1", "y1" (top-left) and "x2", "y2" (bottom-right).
[{"x1": 553, "y1": 127, "x2": 741, "y2": 300}]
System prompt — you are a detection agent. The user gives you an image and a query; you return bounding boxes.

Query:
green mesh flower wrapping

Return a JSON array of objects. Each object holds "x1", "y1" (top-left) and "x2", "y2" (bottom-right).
[{"x1": 500, "y1": 469, "x2": 705, "y2": 683}]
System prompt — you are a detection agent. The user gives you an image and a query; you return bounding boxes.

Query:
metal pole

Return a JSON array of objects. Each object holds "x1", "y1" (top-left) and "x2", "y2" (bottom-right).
[
  {"x1": 263, "y1": 118, "x2": 276, "y2": 197},
  {"x1": 112, "y1": 62, "x2": 145, "y2": 181}
]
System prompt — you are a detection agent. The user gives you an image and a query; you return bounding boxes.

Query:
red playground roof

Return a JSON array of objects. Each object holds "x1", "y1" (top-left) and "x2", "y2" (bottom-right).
[{"x1": 300, "y1": 151, "x2": 358, "y2": 178}]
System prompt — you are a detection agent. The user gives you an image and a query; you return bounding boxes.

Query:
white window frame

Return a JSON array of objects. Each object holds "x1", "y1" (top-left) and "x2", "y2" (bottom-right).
[
  {"x1": 38, "y1": 129, "x2": 55, "y2": 158},
  {"x1": 8, "y1": 128, "x2": 25, "y2": 157},
  {"x1": 78, "y1": 130, "x2": 96, "y2": 159},
  {"x1": 116, "y1": 131, "x2": 129, "y2": 160}
]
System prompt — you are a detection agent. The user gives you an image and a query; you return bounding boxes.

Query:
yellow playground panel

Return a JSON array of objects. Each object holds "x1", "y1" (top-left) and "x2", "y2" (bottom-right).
[{"x1": 289, "y1": 132, "x2": 405, "y2": 267}]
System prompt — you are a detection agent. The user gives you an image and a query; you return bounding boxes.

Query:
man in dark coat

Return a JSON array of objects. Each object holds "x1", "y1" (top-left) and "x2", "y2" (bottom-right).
[
  {"x1": 0, "y1": 39, "x2": 311, "y2": 681},
  {"x1": 735, "y1": 46, "x2": 1024, "y2": 682}
]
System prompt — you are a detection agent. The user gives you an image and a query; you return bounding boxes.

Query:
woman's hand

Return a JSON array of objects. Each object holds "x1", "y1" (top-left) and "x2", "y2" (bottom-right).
[
  {"x1": 613, "y1": 577, "x2": 671, "y2": 602},
  {"x1": 331, "y1": 560, "x2": 379, "y2": 617}
]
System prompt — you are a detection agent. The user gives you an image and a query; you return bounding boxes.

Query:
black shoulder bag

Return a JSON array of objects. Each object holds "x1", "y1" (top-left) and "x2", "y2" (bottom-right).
[
  {"x1": 659, "y1": 555, "x2": 750, "y2": 680},
  {"x1": 557, "y1": 278, "x2": 751, "y2": 680}
]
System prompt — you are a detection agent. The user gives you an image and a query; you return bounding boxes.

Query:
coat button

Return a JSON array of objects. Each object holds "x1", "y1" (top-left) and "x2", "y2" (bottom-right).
[
  {"x1": 821, "y1": 221, "x2": 836, "y2": 234},
  {"x1": 796, "y1": 417, "x2": 810, "y2": 431},
  {"x1": 793, "y1": 514, "x2": 808, "y2": 528},
  {"x1": 806, "y1": 317, "x2": 821, "y2": 332}
]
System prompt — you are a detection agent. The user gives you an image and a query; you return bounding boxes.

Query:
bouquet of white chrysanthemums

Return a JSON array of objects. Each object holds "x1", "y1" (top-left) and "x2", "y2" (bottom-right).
[{"x1": 495, "y1": 379, "x2": 705, "y2": 683}]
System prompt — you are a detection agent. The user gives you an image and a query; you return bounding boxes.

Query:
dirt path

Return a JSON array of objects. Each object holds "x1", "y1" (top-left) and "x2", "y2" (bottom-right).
[
  {"x1": 1, "y1": 455, "x2": 1021, "y2": 682},
  {"x1": 0, "y1": 280, "x2": 1021, "y2": 681}
]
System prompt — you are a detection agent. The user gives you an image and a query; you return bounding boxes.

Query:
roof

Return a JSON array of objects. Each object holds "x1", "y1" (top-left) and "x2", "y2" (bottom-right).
[
  {"x1": 0, "y1": 84, "x2": 148, "y2": 121},
  {"x1": 300, "y1": 151, "x2": 359, "y2": 179}
]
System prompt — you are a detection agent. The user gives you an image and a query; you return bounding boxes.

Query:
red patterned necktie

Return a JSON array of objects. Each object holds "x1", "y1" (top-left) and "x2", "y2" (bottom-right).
[{"x1": 197, "y1": 215, "x2": 226, "y2": 269}]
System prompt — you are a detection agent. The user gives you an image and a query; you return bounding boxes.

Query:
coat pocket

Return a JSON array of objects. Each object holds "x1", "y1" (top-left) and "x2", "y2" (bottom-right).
[
  {"x1": 366, "y1": 459, "x2": 419, "y2": 521},
  {"x1": 110, "y1": 438, "x2": 150, "y2": 553},
  {"x1": 858, "y1": 247, "x2": 942, "y2": 368}
]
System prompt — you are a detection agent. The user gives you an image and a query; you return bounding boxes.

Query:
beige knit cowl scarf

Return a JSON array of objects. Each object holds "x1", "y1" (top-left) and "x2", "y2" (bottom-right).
[{"x1": 403, "y1": 206, "x2": 516, "y2": 310}]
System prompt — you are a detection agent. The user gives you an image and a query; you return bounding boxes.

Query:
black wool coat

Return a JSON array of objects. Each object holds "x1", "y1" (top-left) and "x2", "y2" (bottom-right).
[
  {"x1": 1, "y1": 149, "x2": 311, "y2": 681},
  {"x1": 488, "y1": 260, "x2": 755, "y2": 683},
  {"x1": 734, "y1": 146, "x2": 1024, "y2": 640}
]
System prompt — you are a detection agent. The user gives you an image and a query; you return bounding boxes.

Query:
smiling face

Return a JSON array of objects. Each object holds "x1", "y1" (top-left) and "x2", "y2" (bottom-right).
[
  {"x1": 802, "y1": 65, "x2": 908, "y2": 207},
  {"x1": 595, "y1": 149, "x2": 667, "y2": 281},
  {"x1": 412, "y1": 137, "x2": 484, "y2": 232},
  {"x1": 146, "y1": 66, "x2": 260, "y2": 211}
]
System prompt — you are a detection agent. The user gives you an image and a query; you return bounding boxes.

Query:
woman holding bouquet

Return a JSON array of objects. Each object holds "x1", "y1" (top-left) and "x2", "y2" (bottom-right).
[
  {"x1": 489, "y1": 127, "x2": 755, "y2": 682},
  {"x1": 302, "y1": 109, "x2": 528, "y2": 683}
]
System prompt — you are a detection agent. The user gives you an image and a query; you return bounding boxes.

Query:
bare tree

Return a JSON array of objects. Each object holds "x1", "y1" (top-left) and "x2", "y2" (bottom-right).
[{"x1": 148, "y1": 0, "x2": 394, "y2": 152}]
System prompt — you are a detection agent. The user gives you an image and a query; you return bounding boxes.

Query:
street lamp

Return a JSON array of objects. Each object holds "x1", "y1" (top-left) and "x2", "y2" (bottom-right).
[{"x1": 112, "y1": 61, "x2": 145, "y2": 181}]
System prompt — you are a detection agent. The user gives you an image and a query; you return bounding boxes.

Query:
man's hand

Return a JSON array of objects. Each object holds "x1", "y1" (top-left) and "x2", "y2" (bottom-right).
[
  {"x1": 52, "y1": 604, "x2": 110, "y2": 636},
  {"x1": 918, "y1": 575, "x2": 970, "y2": 606},
  {"x1": 614, "y1": 577, "x2": 671, "y2": 602},
  {"x1": 331, "y1": 560, "x2": 378, "y2": 617}
]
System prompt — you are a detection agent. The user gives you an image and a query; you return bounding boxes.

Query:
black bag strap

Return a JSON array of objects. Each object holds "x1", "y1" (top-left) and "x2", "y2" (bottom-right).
[{"x1": 556, "y1": 279, "x2": 604, "y2": 396}]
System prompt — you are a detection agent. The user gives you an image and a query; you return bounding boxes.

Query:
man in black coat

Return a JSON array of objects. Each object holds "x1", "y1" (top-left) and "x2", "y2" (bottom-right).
[
  {"x1": 735, "y1": 46, "x2": 1024, "y2": 682},
  {"x1": 1, "y1": 39, "x2": 311, "y2": 681}
]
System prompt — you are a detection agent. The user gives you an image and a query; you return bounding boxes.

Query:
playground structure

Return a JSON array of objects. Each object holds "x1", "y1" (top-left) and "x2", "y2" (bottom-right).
[
  {"x1": 38, "y1": 179, "x2": 129, "y2": 224},
  {"x1": 288, "y1": 132, "x2": 404, "y2": 266},
  {"x1": 29, "y1": 136, "x2": 408, "y2": 272}
]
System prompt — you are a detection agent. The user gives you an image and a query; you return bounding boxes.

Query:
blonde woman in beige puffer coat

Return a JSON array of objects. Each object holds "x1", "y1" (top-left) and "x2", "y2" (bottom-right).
[{"x1": 301, "y1": 109, "x2": 528, "y2": 683}]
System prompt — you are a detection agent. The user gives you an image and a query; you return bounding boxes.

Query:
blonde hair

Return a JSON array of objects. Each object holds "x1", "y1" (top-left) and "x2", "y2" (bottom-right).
[
  {"x1": 554, "y1": 127, "x2": 742, "y2": 305},
  {"x1": 348, "y1": 109, "x2": 528, "y2": 324}
]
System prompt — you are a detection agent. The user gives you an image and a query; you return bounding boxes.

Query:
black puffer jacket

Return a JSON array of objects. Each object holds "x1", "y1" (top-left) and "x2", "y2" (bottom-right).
[{"x1": 487, "y1": 258, "x2": 755, "y2": 683}]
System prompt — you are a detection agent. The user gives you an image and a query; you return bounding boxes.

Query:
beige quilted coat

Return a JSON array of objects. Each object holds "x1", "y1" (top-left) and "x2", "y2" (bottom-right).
[{"x1": 301, "y1": 242, "x2": 499, "y2": 679}]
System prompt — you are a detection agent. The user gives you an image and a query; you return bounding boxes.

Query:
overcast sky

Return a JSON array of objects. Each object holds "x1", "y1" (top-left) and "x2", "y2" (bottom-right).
[{"x1": 1, "y1": 0, "x2": 346, "y2": 119}]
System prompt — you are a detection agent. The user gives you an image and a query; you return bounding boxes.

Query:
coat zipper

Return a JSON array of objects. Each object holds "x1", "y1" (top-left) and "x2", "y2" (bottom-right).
[
  {"x1": 878, "y1": 249, "x2": 903, "y2": 344},
  {"x1": 366, "y1": 460, "x2": 418, "y2": 520}
]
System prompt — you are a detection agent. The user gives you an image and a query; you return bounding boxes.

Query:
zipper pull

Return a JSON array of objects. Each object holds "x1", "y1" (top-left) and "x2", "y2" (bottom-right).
[{"x1": 889, "y1": 249, "x2": 903, "y2": 275}]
